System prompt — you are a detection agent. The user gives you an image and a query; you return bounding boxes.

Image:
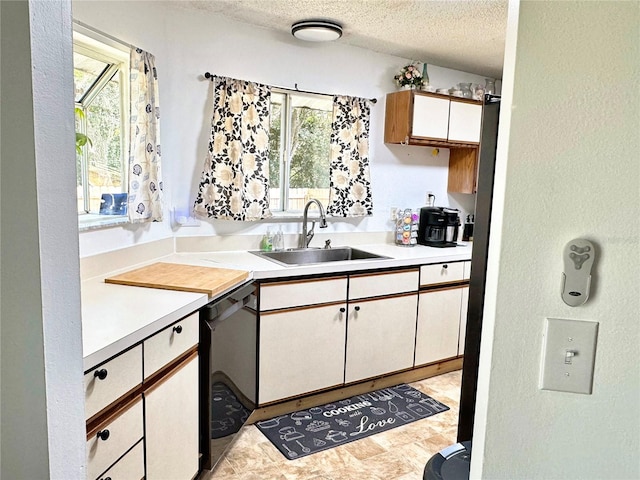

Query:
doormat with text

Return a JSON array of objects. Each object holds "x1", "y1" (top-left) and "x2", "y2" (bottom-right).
[{"x1": 256, "y1": 384, "x2": 449, "y2": 459}]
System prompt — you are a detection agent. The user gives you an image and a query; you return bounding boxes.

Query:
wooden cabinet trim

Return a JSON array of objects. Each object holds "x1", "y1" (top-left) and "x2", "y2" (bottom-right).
[
  {"x1": 348, "y1": 291, "x2": 417, "y2": 303},
  {"x1": 259, "y1": 299, "x2": 346, "y2": 315},
  {"x1": 419, "y1": 281, "x2": 469, "y2": 292},
  {"x1": 448, "y1": 147, "x2": 478, "y2": 194}
]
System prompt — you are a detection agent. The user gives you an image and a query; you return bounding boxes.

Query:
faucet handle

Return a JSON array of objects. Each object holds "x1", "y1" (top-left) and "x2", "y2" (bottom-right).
[{"x1": 324, "y1": 239, "x2": 332, "y2": 249}]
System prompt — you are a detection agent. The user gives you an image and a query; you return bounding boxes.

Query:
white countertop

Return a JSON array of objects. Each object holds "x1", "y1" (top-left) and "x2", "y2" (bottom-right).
[
  {"x1": 162, "y1": 242, "x2": 474, "y2": 279},
  {"x1": 82, "y1": 242, "x2": 472, "y2": 370}
]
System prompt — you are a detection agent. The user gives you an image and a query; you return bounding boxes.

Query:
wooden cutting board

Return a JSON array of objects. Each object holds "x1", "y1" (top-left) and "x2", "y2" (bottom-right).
[{"x1": 105, "y1": 262, "x2": 249, "y2": 297}]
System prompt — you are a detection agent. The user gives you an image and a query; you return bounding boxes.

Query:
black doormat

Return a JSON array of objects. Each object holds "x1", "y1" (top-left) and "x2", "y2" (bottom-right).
[{"x1": 256, "y1": 384, "x2": 449, "y2": 460}]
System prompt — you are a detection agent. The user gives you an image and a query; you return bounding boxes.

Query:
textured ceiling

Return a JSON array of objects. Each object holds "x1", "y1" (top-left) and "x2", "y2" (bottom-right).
[{"x1": 172, "y1": 0, "x2": 508, "y2": 79}]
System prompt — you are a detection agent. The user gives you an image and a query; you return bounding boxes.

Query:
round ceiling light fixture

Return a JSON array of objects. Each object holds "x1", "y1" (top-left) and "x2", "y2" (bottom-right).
[{"x1": 291, "y1": 20, "x2": 342, "y2": 42}]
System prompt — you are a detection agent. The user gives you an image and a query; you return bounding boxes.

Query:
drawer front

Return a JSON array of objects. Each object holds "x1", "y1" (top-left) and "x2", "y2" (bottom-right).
[
  {"x1": 144, "y1": 312, "x2": 198, "y2": 379},
  {"x1": 349, "y1": 269, "x2": 418, "y2": 300},
  {"x1": 420, "y1": 262, "x2": 465, "y2": 286},
  {"x1": 85, "y1": 345, "x2": 142, "y2": 420},
  {"x1": 463, "y1": 260, "x2": 471, "y2": 280},
  {"x1": 259, "y1": 277, "x2": 347, "y2": 311},
  {"x1": 96, "y1": 440, "x2": 144, "y2": 480},
  {"x1": 87, "y1": 397, "x2": 143, "y2": 480}
]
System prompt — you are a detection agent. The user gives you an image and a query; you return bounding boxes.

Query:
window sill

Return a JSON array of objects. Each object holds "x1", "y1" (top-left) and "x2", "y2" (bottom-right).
[{"x1": 78, "y1": 214, "x2": 128, "y2": 232}]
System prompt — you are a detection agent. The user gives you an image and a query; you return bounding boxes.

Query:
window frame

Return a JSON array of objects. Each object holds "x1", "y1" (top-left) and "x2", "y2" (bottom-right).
[
  {"x1": 269, "y1": 88, "x2": 333, "y2": 216},
  {"x1": 73, "y1": 25, "x2": 130, "y2": 229}
]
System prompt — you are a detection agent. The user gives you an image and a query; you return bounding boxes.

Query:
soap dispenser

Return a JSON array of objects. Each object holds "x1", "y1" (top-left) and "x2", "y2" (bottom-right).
[
  {"x1": 261, "y1": 228, "x2": 273, "y2": 251},
  {"x1": 273, "y1": 227, "x2": 284, "y2": 251}
]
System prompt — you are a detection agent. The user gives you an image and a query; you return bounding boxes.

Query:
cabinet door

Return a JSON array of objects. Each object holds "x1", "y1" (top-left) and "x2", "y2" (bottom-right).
[
  {"x1": 448, "y1": 148, "x2": 478, "y2": 194},
  {"x1": 412, "y1": 94, "x2": 450, "y2": 140},
  {"x1": 448, "y1": 101, "x2": 482, "y2": 143},
  {"x1": 458, "y1": 286, "x2": 469, "y2": 356},
  {"x1": 259, "y1": 304, "x2": 346, "y2": 404},
  {"x1": 345, "y1": 294, "x2": 417, "y2": 384},
  {"x1": 145, "y1": 356, "x2": 199, "y2": 480},
  {"x1": 415, "y1": 287, "x2": 463, "y2": 365}
]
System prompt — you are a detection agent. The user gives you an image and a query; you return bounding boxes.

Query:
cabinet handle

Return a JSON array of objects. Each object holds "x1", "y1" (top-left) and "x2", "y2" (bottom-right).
[
  {"x1": 354, "y1": 306, "x2": 360, "y2": 311},
  {"x1": 173, "y1": 325, "x2": 183, "y2": 334},
  {"x1": 442, "y1": 264, "x2": 448, "y2": 269},
  {"x1": 93, "y1": 369, "x2": 108, "y2": 380},
  {"x1": 99, "y1": 477, "x2": 112, "y2": 480},
  {"x1": 339, "y1": 307, "x2": 346, "y2": 313},
  {"x1": 96, "y1": 429, "x2": 110, "y2": 441}
]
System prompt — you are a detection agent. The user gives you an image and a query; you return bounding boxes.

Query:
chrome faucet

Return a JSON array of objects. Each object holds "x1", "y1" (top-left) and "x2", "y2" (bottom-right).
[{"x1": 300, "y1": 199, "x2": 327, "y2": 248}]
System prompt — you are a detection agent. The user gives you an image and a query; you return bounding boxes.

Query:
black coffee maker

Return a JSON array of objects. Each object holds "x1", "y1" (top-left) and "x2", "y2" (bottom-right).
[{"x1": 418, "y1": 207, "x2": 460, "y2": 247}]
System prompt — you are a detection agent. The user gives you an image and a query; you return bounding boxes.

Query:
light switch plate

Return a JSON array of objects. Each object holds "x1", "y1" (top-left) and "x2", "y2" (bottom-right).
[{"x1": 540, "y1": 318, "x2": 598, "y2": 394}]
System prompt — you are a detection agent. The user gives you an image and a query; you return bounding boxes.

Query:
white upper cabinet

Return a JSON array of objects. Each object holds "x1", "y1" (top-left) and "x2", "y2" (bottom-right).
[
  {"x1": 384, "y1": 91, "x2": 482, "y2": 146},
  {"x1": 412, "y1": 95, "x2": 450, "y2": 140},
  {"x1": 448, "y1": 100, "x2": 483, "y2": 143}
]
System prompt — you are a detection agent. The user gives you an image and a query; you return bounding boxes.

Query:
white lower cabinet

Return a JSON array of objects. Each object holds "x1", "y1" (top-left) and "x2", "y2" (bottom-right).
[
  {"x1": 257, "y1": 269, "x2": 420, "y2": 403},
  {"x1": 86, "y1": 313, "x2": 201, "y2": 480},
  {"x1": 345, "y1": 294, "x2": 418, "y2": 383},
  {"x1": 87, "y1": 398, "x2": 143, "y2": 480},
  {"x1": 415, "y1": 287, "x2": 465, "y2": 365},
  {"x1": 145, "y1": 355, "x2": 199, "y2": 480},
  {"x1": 259, "y1": 304, "x2": 347, "y2": 404},
  {"x1": 96, "y1": 441, "x2": 144, "y2": 480}
]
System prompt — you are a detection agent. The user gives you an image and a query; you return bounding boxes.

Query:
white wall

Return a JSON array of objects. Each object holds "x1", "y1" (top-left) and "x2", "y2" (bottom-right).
[
  {"x1": 72, "y1": 1, "x2": 489, "y2": 257},
  {"x1": 1, "y1": 1, "x2": 85, "y2": 478},
  {"x1": 473, "y1": 1, "x2": 639, "y2": 478}
]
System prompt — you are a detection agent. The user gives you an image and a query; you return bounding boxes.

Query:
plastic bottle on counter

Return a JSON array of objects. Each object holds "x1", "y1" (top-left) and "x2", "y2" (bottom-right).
[
  {"x1": 261, "y1": 228, "x2": 273, "y2": 251},
  {"x1": 272, "y1": 227, "x2": 284, "y2": 251},
  {"x1": 462, "y1": 215, "x2": 474, "y2": 242}
]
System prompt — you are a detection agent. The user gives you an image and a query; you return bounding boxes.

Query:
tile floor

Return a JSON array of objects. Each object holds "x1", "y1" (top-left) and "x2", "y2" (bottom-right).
[{"x1": 202, "y1": 370, "x2": 462, "y2": 480}]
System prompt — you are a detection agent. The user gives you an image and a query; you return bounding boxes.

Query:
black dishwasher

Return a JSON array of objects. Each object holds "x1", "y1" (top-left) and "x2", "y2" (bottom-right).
[{"x1": 199, "y1": 281, "x2": 257, "y2": 471}]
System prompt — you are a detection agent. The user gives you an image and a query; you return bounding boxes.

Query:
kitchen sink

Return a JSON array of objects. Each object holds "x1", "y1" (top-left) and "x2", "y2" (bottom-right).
[{"x1": 251, "y1": 247, "x2": 389, "y2": 267}]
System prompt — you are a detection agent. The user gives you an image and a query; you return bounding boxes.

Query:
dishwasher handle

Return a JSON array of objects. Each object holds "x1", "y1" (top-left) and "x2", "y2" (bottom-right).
[{"x1": 203, "y1": 284, "x2": 255, "y2": 331}]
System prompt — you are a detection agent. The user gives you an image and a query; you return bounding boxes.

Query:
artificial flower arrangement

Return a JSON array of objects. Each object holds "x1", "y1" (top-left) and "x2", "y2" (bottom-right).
[{"x1": 394, "y1": 63, "x2": 425, "y2": 88}]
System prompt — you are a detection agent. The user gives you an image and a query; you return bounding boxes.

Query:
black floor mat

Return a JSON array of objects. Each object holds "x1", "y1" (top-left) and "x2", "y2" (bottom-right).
[{"x1": 256, "y1": 384, "x2": 449, "y2": 459}]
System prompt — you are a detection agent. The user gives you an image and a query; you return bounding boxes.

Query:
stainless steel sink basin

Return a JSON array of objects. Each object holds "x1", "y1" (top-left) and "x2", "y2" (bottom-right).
[{"x1": 251, "y1": 247, "x2": 389, "y2": 267}]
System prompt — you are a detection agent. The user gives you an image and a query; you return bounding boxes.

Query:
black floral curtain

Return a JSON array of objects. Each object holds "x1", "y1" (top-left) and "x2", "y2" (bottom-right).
[
  {"x1": 194, "y1": 76, "x2": 272, "y2": 221},
  {"x1": 327, "y1": 95, "x2": 373, "y2": 217},
  {"x1": 129, "y1": 47, "x2": 163, "y2": 222}
]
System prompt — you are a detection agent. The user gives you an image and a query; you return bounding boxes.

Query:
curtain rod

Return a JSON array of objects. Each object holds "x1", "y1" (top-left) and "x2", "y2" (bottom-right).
[{"x1": 203, "y1": 72, "x2": 377, "y2": 104}]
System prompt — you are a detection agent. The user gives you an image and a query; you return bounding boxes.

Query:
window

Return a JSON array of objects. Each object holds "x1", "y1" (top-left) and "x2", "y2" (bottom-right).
[
  {"x1": 73, "y1": 30, "x2": 129, "y2": 219},
  {"x1": 268, "y1": 90, "x2": 333, "y2": 213}
]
